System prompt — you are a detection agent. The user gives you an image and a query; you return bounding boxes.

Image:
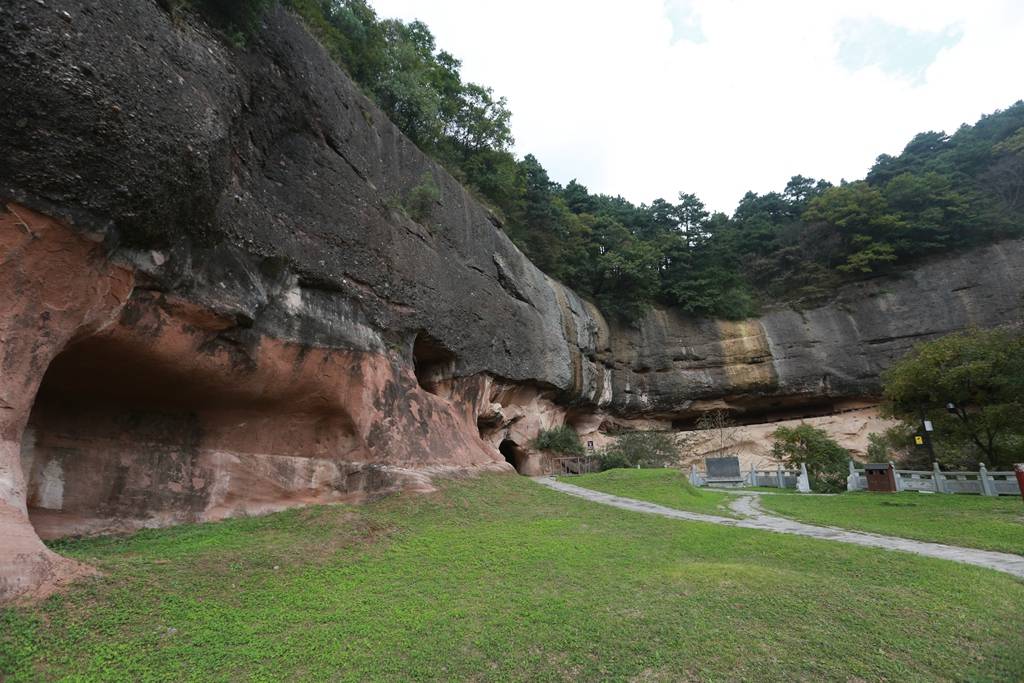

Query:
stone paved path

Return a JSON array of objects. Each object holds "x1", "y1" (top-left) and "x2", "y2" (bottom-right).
[{"x1": 535, "y1": 477, "x2": 1024, "y2": 579}]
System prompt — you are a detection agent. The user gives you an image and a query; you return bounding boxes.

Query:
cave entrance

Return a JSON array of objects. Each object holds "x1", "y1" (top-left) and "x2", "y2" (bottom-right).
[
  {"x1": 412, "y1": 332, "x2": 456, "y2": 397},
  {"x1": 499, "y1": 439, "x2": 526, "y2": 474},
  {"x1": 20, "y1": 335, "x2": 215, "y2": 540}
]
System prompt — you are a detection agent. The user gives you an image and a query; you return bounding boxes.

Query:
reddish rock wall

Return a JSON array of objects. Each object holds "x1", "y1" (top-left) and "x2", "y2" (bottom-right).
[
  {"x1": 0, "y1": 204, "x2": 133, "y2": 601},
  {"x1": 0, "y1": 206, "x2": 507, "y2": 602}
]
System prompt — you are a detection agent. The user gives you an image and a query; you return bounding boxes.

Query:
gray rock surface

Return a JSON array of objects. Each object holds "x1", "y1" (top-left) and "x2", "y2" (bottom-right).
[
  {"x1": 608, "y1": 241, "x2": 1024, "y2": 419},
  {"x1": 2, "y1": 0, "x2": 1022, "y2": 419},
  {"x1": 0, "y1": 1, "x2": 605, "y2": 402}
]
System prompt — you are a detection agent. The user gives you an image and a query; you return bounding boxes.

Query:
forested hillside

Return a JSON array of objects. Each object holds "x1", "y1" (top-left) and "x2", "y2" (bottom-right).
[{"x1": 185, "y1": 0, "x2": 1024, "y2": 320}]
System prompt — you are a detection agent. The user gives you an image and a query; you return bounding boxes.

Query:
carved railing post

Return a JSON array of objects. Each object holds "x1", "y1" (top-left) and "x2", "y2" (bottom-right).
[
  {"x1": 847, "y1": 460, "x2": 859, "y2": 492},
  {"x1": 932, "y1": 461, "x2": 946, "y2": 494},
  {"x1": 979, "y1": 463, "x2": 996, "y2": 496}
]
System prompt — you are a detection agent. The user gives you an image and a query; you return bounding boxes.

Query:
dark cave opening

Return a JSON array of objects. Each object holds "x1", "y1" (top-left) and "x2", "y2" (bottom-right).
[
  {"x1": 412, "y1": 331, "x2": 456, "y2": 396},
  {"x1": 19, "y1": 336, "x2": 218, "y2": 540},
  {"x1": 19, "y1": 321, "x2": 367, "y2": 541},
  {"x1": 499, "y1": 438, "x2": 525, "y2": 474}
]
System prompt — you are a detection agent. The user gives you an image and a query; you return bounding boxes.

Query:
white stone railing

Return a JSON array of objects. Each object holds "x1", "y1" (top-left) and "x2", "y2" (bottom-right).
[
  {"x1": 846, "y1": 461, "x2": 1021, "y2": 496},
  {"x1": 689, "y1": 466, "x2": 802, "y2": 490},
  {"x1": 688, "y1": 461, "x2": 1024, "y2": 496}
]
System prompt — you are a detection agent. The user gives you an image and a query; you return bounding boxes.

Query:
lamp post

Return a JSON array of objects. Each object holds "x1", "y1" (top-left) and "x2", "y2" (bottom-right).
[{"x1": 918, "y1": 405, "x2": 936, "y2": 463}]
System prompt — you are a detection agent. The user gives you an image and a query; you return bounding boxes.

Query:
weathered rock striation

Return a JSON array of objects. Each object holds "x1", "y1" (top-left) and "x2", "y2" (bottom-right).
[
  {"x1": 1, "y1": 0, "x2": 1022, "y2": 601},
  {"x1": 606, "y1": 239, "x2": 1024, "y2": 424}
]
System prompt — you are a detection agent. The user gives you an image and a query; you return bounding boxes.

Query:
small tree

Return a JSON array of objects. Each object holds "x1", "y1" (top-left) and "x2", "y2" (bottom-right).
[
  {"x1": 598, "y1": 431, "x2": 679, "y2": 470},
  {"x1": 866, "y1": 423, "x2": 922, "y2": 467},
  {"x1": 770, "y1": 424, "x2": 849, "y2": 493},
  {"x1": 405, "y1": 172, "x2": 441, "y2": 224},
  {"x1": 881, "y1": 327, "x2": 1024, "y2": 467},
  {"x1": 695, "y1": 409, "x2": 738, "y2": 455}
]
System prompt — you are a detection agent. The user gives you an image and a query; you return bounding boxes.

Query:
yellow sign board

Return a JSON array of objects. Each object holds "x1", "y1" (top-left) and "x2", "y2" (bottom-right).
[{"x1": 914, "y1": 436, "x2": 924, "y2": 445}]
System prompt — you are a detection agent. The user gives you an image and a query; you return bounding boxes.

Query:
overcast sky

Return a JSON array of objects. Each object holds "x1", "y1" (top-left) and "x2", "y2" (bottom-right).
[{"x1": 370, "y1": 0, "x2": 1023, "y2": 213}]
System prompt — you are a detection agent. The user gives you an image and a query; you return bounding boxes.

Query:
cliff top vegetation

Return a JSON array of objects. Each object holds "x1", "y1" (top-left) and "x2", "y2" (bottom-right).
[{"x1": 178, "y1": 0, "x2": 1024, "y2": 321}]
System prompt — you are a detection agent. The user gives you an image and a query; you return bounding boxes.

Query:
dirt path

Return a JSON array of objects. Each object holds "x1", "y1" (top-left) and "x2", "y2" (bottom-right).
[{"x1": 535, "y1": 477, "x2": 1024, "y2": 579}]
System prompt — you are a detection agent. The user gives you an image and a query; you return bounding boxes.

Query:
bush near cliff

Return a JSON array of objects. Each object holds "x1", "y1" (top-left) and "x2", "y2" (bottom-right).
[
  {"x1": 881, "y1": 327, "x2": 1024, "y2": 469},
  {"x1": 404, "y1": 172, "x2": 441, "y2": 224},
  {"x1": 161, "y1": 0, "x2": 274, "y2": 44},
  {"x1": 531, "y1": 426, "x2": 584, "y2": 456},
  {"x1": 866, "y1": 424, "x2": 920, "y2": 466},
  {"x1": 770, "y1": 424, "x2": 849, "y2": 493},
  {"x1": 598, "y1": 431, "x2": 679, "y2": 470}
]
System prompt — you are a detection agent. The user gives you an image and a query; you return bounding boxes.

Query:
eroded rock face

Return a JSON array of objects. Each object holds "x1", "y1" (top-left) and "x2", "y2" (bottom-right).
[
  {"x1": 0, "y1": 205, "x2": 132, "y2": 601},
  {"x1": 1, "y1": 202, "x2": 515, "y2": 600},
  {"x1": 0, "y1": 1, "x2": 609, "y2": 600},
  {"x1": 0, "y1": 0, "x2": 607, "y2": 402},
  {"x1": 2, "y1": 0, "x2": 1023, "y2": 602},
  {"x1": 608, "y1": 241, "x2": 1024, "y2": 421}
]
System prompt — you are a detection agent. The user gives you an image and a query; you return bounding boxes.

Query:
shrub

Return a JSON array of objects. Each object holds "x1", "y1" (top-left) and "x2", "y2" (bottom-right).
[
  {"x1": 405, "y1": 172, "x2": 441, "y2": 224},
  {"x1": 161, "y1": 0, "x2": 274, "y2": 45},
  {"x1": 866, "y1": 423, "x2": 922, "y2": 466},
  {"x1": 770, "y1": 424, "x2": 849, "y2": 493},
  {"x1": 532, "y1": 426, "x2": 583, "y2": 456},
  {"x1": 598, "y1": 431, "x2": 679, "y2": 470}
]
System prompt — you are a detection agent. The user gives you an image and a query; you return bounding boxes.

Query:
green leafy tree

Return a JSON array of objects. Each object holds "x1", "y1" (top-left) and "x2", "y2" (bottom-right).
[
  {"x1": 562, "y1": 179, "x2": 599, "y2": 215},
  {"x1": 866, "y1": 423, "x2": 921, "y2": 467},
  {"x1": 883, "y1": 171, "x2": 971, "y2": 252},
  {"x1": 598, "y1": 431, "x2": 679, "y2": 470},
  {"x1": 881, "y1": 328, "x2": 1024, "y2": 467},
  {"x1": 405, "y1": 172, "x2": 440, "y2": 224},
  {"x1": 532, "y1": 426, "x2": 584, "y2": 456},
  {"x1": 783, "y1": 175, "x2": 833, "y2": 205},
  {"x1": 590, "y1": 231, "x2": 661, "y2": 320},
  {"x1": 770, "y1": 424, "x2": 849, "y2": 493},
  {"x1": 802, "y1": 182, "x2": 903, "y2": 274}
]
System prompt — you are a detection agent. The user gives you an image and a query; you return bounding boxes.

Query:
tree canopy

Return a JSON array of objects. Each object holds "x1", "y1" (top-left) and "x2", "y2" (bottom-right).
[
  {"x1": 770, "y1": 424, "x2": 850, "y2": 493},
  {"x1": 881, "y1": 328, "x2": 1024, "y2": 468}
]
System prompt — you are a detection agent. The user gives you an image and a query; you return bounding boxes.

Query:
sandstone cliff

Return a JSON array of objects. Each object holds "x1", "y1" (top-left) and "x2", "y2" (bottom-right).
[
  {"x1": 607, "y1": 239, "x2": 1024, "y2": 423},
  {"x1": 1, "y1": 0, "x2": 1021, "y2": 602},
  {"x1": 0, "y1": 1, "x2": 607, "y2": 601}
]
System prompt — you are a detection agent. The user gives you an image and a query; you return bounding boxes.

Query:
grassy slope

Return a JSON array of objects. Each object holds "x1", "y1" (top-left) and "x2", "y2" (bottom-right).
[
  {"x1": 760, "y1": 491, "x2": 1024, "y2": 555},
  {"x1": 559, "y1": 468, "x2": 737, "y2": 517},
  {"x1": 1, "y1": 474, "x2": 1022, "y2": 681}
]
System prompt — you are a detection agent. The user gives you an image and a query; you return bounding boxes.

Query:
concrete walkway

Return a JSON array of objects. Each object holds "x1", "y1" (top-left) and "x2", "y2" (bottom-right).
[{"x1": 535, "y1": 477, "x2": 1024, "y2": 580}]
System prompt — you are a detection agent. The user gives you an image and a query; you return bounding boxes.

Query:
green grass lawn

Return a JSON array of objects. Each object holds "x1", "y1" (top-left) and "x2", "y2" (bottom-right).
[
  {"x1": 3, "y1": 474, "x2": 1024, "y2": 681},
  {"x1": 760, "y1": 490, "x2": 1024, "y2": 555},
  {"x1": 559, "y1": 468, "x2": 738, "y2": 517}
]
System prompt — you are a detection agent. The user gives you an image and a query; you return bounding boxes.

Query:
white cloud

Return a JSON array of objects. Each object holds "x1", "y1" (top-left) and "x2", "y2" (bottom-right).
[
  {"x1": 835, "y1": 17, "x2": 963, "y2": 84},
  {"x1": 368, "y1": 0, "x2": 1024, "y2": 212}
]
